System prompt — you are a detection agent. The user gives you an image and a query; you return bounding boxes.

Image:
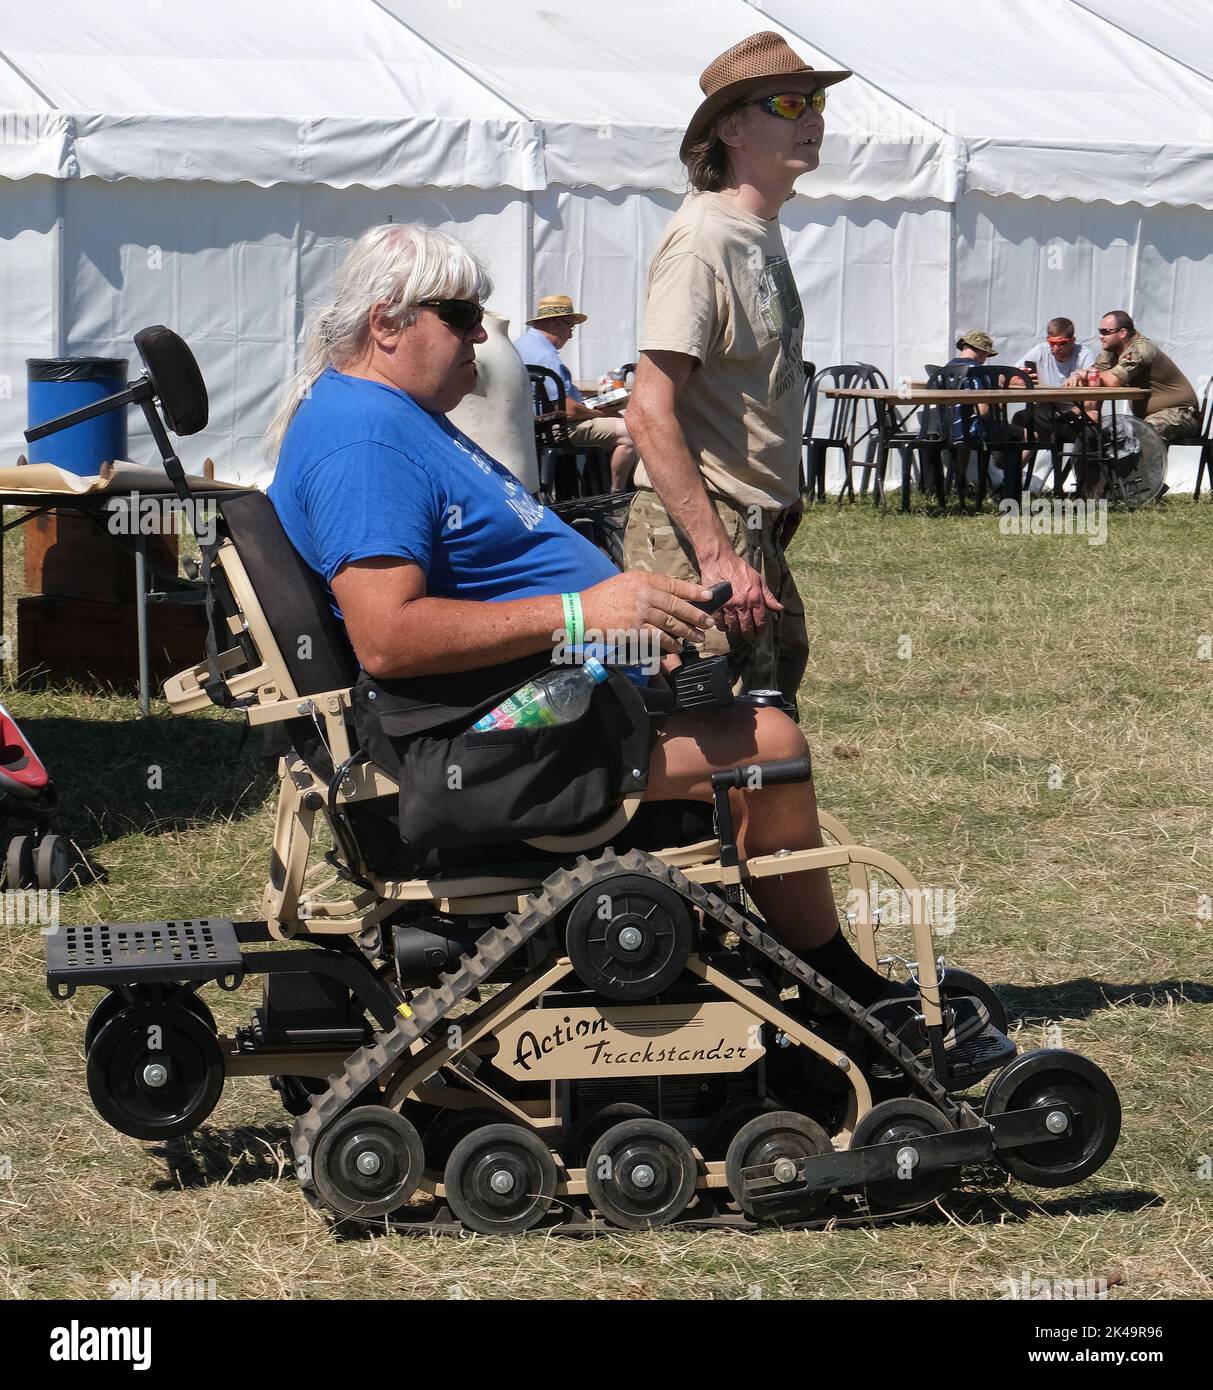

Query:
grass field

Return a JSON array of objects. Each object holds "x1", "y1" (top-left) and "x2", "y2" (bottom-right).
[{"x1": 1, "y1": 498, "x2": 1211, "y2": 1300}]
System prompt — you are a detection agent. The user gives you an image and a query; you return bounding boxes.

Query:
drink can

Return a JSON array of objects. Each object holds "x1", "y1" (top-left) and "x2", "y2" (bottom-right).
[{"x1": 1087, "y1": 367, "x2": 1102, "y2": 387}]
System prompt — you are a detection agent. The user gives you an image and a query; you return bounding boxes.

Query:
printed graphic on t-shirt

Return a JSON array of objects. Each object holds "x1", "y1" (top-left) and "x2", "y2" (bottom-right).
[
  {"x1": 450, "y1": 430, "x2": 545, "y2": 530},
  {"x1": 757, "y1": 255, "x2": 804, "y2": 402}
]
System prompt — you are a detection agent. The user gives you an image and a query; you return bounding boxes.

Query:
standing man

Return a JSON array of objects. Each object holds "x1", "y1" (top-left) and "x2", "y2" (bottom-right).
[
  {"x1": 1076, "y1": 310, "x2": 1201, "y2": 443},
  {"x1": 515, "y1": 295, "x2": 637, "y2": 490},
  {"x1": 623, "y1": 32, "x2": 850, "y2": 713}
]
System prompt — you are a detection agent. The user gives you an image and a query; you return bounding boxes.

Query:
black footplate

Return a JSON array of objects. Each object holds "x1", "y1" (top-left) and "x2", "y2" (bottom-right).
[
  {"x1": 47, "y1": 918, "x2": 242, "y2": 996},
  {"x1": 943, "y1": 1023, "x2": 1018, "y2": 1090}
]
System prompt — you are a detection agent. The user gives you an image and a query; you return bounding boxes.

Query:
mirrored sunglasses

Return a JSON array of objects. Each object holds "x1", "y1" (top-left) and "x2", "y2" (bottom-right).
[
  {"x1": 418, "y1": 299, "x2": 484, "y2": 332},
  {"x1": 746, "y1": 91, "x2": 827, "y2": 120}
]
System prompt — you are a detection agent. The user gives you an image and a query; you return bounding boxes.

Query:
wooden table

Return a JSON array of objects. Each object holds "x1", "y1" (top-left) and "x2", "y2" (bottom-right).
[{"x1": 823, "y1": 386, "x2": 1150, "y2": 510}]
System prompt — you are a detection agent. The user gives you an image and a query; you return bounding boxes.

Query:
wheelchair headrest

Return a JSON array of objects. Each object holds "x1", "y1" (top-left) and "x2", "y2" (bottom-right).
[
  {"x1": 133, "y1": 325, "x2": 209, "y2": 436},
  {"x1": 218, "y1": 491, "x2": 358, "y2": 696}
]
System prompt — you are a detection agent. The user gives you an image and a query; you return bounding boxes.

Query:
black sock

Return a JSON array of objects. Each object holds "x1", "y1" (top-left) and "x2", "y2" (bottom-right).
[{"x1": 801, "y1": 929, "x2": 889, "y2": 1007}]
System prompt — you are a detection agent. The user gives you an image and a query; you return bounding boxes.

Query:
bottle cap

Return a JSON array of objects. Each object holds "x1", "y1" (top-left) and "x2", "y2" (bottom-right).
[{"x1": 584, "y1": 658, "x2": 609, "y2": 684}]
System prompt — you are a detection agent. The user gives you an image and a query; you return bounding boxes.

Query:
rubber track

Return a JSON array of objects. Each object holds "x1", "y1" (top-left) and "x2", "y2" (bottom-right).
[{"x1": 291, "y1": 849, "x2": 964, "y2": 1215}]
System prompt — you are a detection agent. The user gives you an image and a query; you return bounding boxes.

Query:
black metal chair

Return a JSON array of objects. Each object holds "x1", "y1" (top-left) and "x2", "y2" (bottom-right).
[
  {"x1": 526, "y1": 365, "x2": 610, "y2": 502},
  {"x1": 961, "y1": 365, "x2": 1037, "y2": 504},
  {"x1": 1194, "y1": 378, "x2": 1213, "y2": 501},
  {"x1": 803, "y1": 365, "x2": 884, "y2": 501}
]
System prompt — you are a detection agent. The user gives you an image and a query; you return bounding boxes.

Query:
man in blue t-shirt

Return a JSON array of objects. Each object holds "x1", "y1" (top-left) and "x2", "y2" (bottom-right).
[{"x1": 514, "y1": 294, "x2": 637, "y2": 490}]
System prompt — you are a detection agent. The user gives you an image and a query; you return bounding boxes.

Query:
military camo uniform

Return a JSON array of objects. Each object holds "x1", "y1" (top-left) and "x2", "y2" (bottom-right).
[{"x1": 1095, "y1": 333, "x2": 1201, "y2": 443}]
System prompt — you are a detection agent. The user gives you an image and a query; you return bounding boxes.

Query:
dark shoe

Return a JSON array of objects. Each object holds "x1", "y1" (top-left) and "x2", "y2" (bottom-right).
[{"x1": 865, "y1": 980, "x2": 990, "y2": 1058}]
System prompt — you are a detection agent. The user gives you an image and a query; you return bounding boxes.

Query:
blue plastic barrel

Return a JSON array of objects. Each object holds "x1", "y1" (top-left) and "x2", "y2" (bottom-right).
[{"x1": 26, "y1": 358, "x2": 129, "y2": 476}]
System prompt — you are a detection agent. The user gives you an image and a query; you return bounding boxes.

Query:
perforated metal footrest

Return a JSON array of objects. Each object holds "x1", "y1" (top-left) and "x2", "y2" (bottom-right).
[
  {"x1": 47, "y1": 918, "x2": 242, "y2": 995},
  {"x1": 943, "y1": 1023, "x2": 1017, "y2": 1090}
]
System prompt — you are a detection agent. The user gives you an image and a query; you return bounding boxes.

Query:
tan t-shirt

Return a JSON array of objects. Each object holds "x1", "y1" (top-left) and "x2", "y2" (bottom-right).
[
  {"x1": 1095, "y1": 332, "x2": 1198, "y2": 418},
  {"x1": 636, "y1": 192, "x2": 805, "y2": 511}
]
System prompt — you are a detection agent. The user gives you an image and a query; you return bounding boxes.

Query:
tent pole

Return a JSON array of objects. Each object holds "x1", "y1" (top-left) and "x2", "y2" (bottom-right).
[{"x1": 52, "y1": 179, "x2": 66, "y2": 358}]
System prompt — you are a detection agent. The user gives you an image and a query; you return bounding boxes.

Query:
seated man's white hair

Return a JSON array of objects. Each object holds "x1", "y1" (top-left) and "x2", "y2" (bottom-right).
[{"x1": 266, "y1": 223, "x2": 494, "y2": 460}]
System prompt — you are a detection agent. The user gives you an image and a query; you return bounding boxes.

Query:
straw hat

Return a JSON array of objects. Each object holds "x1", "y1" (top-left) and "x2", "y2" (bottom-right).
[
  {"x1": 526, "y1": 294, "x2": 587, "y2": 327},
  {"x1": 680, "y1": 31, "x2": 851, "y2": 162}
]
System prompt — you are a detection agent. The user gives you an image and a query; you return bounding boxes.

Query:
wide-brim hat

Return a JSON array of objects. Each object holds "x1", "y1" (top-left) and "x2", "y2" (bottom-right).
[
  {"x1": 680, "y1": 31, "x2": 852, "y2": 163},
  {"x1": 958, "y1": 329, "x2": 997, "y2": 355},
  {"x1": 527, "y1": 294, "x2": 587, "y2": 327}
]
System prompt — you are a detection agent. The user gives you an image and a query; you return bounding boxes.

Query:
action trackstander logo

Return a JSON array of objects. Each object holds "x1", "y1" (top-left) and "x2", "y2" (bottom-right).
[{"x1": 49, "y1": 1321, "x2": 151, "y2": 1371}]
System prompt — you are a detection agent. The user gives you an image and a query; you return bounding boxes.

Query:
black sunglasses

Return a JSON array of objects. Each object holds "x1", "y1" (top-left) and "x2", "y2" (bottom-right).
[{"x1": 418, "y1": 298, "x2": 484, "y2": 332}]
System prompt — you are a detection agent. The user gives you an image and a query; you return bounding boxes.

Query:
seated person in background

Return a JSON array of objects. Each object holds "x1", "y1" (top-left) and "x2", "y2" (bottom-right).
[
  {"x1": 1011, "y1": 317, "x2": 1095, "y2": 490},
  {"x1": 937, "y1": 330, "x2": 1024, "y2": 494},
  {"x1": 265, "y1": 223, "x2": 983, "y2": 1045},
  {"x1": 1075, "y1": 309, "x2": 1201, "y2": 444},
  {"x1": 514, "y1": 295, "x2": 638, "y2": 490}
]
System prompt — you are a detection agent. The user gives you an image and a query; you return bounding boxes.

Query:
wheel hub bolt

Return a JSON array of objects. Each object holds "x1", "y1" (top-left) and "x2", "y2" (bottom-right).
[
  {"x1": 617, "y1": 926, "x2": 644, "y2": 952},
  {"x1": 896, "y1": 1145, "x2": 919, "y2": 1169},
  {"x1": 490, "y1": 1169, "x2": 515, "y2": 1194},
  {"x1": 1045, "y1": 1109, "x2": 1069, "y2": 1135},
  {"x1": 142, "y1": 1063, "x2": 168, "y2": 1088},
  {"x1": 355, "y1": 1150, "x2": 382, "y2": 1176},
  {"x1": 772, "y1": 1157, "x2": 798, "y2": 1184},
  {"x1": 630, "y1": 1163, "x2": 656, "y2": 1189}
]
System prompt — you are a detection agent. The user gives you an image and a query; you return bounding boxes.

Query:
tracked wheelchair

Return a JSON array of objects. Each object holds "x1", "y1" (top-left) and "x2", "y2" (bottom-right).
[{"x1": 34, "y1": 328, "x2": 1121, "y2": 1234}]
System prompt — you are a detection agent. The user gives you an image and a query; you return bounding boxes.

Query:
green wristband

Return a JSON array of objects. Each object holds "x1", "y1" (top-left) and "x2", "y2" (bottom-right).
[{"x1": 561, "y1": 592, "x2": 584, "y2": 651}]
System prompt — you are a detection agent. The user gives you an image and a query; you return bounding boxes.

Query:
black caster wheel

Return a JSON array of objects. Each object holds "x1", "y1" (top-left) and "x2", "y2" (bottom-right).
[
  {"x1": 725, "y1": 1110, "x2": 832, "y2": 1218},
  {"x1": 585, "y1": 1119, "x2": 698, "y2": 1230},
  {"x1": 983, "y1": 1049, "x2": 1120, "y2": 1188},
  {"x1": 939, "y1": 968, "x2": 1009, "y2": 1035},
  {"x1": 565, "y1": 875, "x2": 693, "y2": 1000},
  {"x1": 311, "y1": 1105, "x2": 425, "y2": 1218},
  {"x1": 848, "y1": 1098, "x2": 959, "y2": 1212},
  {"x1": 84, "y1": 987, "x2": 215, "y2": 1057},
  {"x1": 702, "y1": 1098, "x2": 782, "y2": 1159},
  {"x1": 34, "y1": 834, "x2": 75, "y2": 890},
  {"x1": 443, "y1": 1123, "x2": 558, "y2": 1235},
  {"x1": 562, "y1": 1102, "x2": 651, "y2": 1166},
  {"x1": 4, "y1": 835, "x2": 33, "y2": 889},
  {"x1": 86, "y1": 1001, "x2": 224, "y2": 1140},
  {"x1": 423, "y1": 1107, "x2": 518, "y2": 1170}
]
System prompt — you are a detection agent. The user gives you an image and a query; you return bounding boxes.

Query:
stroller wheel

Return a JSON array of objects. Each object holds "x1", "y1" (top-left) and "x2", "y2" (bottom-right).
[
  {"x1": 35, "y1": 834, "x2": 74, "y2": 891},
  {"x1": 4, "y1": 835, "x2": 33, "y2": 889}
]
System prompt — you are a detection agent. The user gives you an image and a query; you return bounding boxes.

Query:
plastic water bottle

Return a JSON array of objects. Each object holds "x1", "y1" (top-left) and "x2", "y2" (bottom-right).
[{"x1": 473, "y1": 658, "x2": 608, "y2": 732}]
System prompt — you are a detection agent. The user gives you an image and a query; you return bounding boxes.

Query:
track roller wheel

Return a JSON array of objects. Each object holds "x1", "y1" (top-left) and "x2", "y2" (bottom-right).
[
  {"x1": 562, "y1": 1101, "x2": 651, "y2": 1166},
  {"x1": 424, "y1": 1107, "x2": 518, "y2": 1170},
  {"x1": 983, "y1": 1049, "x2": 1120, "y2": 1187},
  {"x1": 84, "y1": 986, "x2": 215, "y2": 1057},
  {"x1": 311, "y1": 1105, "x2": 425, "y2": 1218},
  {"x1": 725, "y1": 1110, "x2": 832, "y2": 1218},
  {"x1": 86, "y1": 1000, "x2": 224, "y2": 1140},
  {"x1": 35, "y1": 834, "x2": 74, "y2": 890},
  {"x1": 443, "y1": 1123, "x2": 557, "y2": 1235},
  {"x1": 565, "y1": 874, "x2": 692, "y2": 1000},
  {"x1": 4, "y1": 835, "x2": 33, "y2": 890},
  {"x1": 585, "y1": 1118, "x2": 698, "y2": 1229},
  {"x1": 848, "y1": 1098, "x2": 959, "y2": 1212},
  {"x1": 702, "y1": 1098, "x2": 782, "y2": 1159}
]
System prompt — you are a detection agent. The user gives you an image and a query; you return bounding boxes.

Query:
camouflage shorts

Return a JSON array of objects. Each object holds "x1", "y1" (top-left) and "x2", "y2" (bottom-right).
[
  {"x1": 1145, "y1": 406, "x2": 1201, "y2": 443},
  {"x1": 622, "y1": 488, "x2": 809, "y2": 714}
]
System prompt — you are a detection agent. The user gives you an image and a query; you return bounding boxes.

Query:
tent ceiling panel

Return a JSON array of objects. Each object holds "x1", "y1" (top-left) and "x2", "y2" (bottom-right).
[
  {"x1": 1084, "y1": 0, "x2": 1213, "y2": 83},
  {"x1": 750, "y1": 0, "x2": 1213, "y2": 207}
]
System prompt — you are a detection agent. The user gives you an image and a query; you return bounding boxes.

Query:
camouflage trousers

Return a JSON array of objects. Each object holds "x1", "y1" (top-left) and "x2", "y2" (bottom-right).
[
  {"x1": 622, "y1": 487, "x2": 809, "y2": 715},
  {"x1": 1145, "y1": 405, "x2": 1201, "y2": 444}
]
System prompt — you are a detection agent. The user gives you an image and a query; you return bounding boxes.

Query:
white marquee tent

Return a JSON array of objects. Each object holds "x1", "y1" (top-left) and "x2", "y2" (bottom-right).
[{"x1": 0, "y1": 0, "x2": 1209, "y2": 489}]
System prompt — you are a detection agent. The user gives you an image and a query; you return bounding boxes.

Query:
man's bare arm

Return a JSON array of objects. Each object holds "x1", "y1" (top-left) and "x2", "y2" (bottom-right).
[{"x1": 624, "y1": 350, "x2": 780, "y2": 639}]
